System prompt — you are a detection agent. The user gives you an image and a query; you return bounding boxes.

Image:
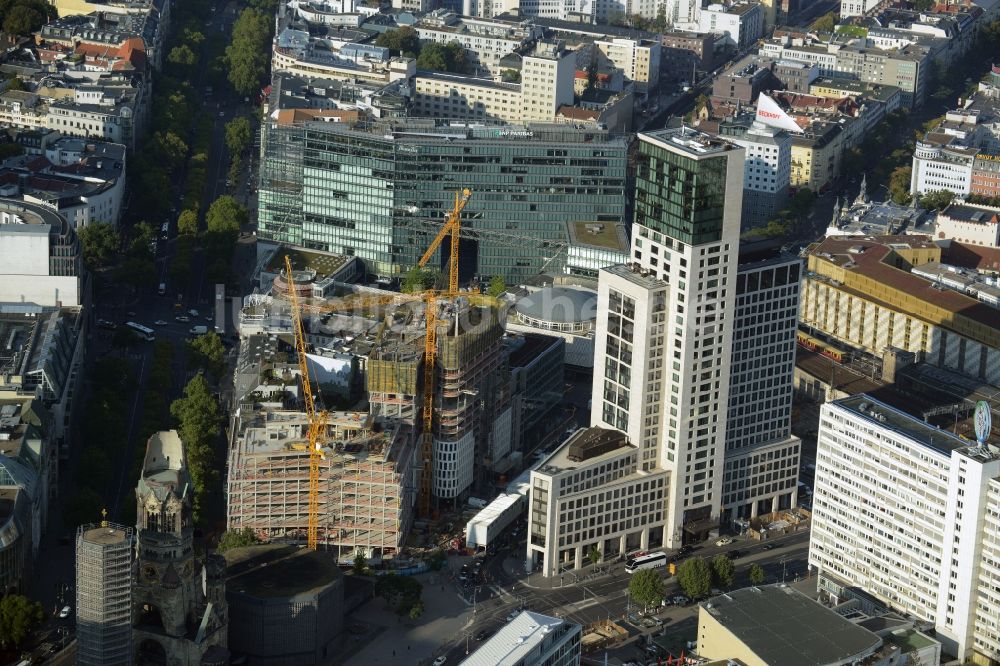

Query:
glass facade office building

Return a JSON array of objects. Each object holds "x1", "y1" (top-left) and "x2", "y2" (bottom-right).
[{"x1": 257, "y1": 119, "x2": 630, "y2": 281}]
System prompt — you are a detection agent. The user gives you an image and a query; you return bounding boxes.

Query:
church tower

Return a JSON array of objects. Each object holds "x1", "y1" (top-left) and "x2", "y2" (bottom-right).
[{"x1": 133, "y1": 431, "x2": 229, "y2": 665}]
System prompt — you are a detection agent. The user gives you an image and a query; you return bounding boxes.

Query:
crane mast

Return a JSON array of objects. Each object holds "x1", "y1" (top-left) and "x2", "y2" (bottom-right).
[
  {"x1": 415, "y1": 188, "x2": 471, "y2": 516},
  {"x1": 285, "y1": 255, "x2": 326, "y2": 550}
]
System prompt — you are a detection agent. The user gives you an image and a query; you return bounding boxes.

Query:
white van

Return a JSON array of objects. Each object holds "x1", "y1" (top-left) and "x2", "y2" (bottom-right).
[
  {"x1": 189, "y1": 325, "x2": 208, "y2": 335},
  {"x1": 158, "y1": 282, "x2": 166, "y2": 296}
]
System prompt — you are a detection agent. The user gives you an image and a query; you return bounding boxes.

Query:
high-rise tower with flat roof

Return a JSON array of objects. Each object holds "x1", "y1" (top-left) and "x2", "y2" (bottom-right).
[{"x1": 591, "y1": 127, "x2": 745, "y2": 549}]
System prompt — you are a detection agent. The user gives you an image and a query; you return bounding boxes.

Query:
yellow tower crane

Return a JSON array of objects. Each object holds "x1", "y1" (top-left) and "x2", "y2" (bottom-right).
[
  {"x1": 282, "y1": 188, "x2": 473, "y2": 543},
  {"x1": 414, "y1": 188, "x2": 472, "y2": 518},
  {"x1": 285, "y1": 254, "x2": 327, "y2": 550}
]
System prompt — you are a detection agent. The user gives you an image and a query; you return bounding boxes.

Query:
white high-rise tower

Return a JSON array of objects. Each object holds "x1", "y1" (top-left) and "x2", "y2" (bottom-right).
[{"x1": 591, "y1": 127, "x2": 745, "y2": 548}]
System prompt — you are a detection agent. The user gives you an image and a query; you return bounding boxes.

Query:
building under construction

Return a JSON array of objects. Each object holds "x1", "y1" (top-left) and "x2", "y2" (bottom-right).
[
  {"x1": 227, "y1": 278, "x2": 514, "y2": 556},
  {"x1": 226, "y1": 408, "x2": 417, "y2": 561}
]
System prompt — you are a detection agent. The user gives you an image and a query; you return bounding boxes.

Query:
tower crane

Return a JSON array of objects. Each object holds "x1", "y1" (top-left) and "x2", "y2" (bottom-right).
[
  {"x1": 413, "y1": 188, "x2": 472, "y2": 517},
  {"x1": 285, "y1": 254, "x2": 327, "y2": 550},
  {"x1": 282, "y1": 189, "x2": 474, "y2": 546}
]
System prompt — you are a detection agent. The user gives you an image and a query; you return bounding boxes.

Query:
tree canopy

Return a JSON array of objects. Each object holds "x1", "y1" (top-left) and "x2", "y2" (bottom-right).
[
  {"x1": 178, "y1": 209, "x2": 199, "y2": 236},
  {"x1": 0, "y1": 594, "x2": 44, "y2": 649},
  {"x1": 225, "y1": 116, "x2": 253, "y2": 157},
  {"x1": 217, "y1": 527, "x2": 261, "y2": 552},
  {"x1": 811, "y1": 11, "x2": 838, "y2": 33},
  {"x1": 401, "y1": 266, "x2": 438, "y2": 293},
  {"x1": 374, "y1": 26, "x2": 419, "y2": 57},
  {"x1": 225, "y1": 9, "x2": 272, "y2": 95},
  {"x1": 375, "y1": 573, "x2": 423, "y2": 615},
  {"x1": 627, "y1": 569, "x2": 665, "y2": 609},
  {"x1": 711, "y1": 554, "x2": 735, "y2": 589},
  {"x1": 188, "y1": 332, "x2": 226, "y2": 377},
  {"x1": 416, "y1": 41, "x2": 468, "y2": 73},
  {"x1": 206, "y1": 195, "x2": 248, "y2": 236},
  {"x1": 77, "y1": 221, "x2": 120, "y2": 270},
  {"x1": 676, "y1": 557, "x2": 712, "y2": 600},
  {"x1": 487, "y1": 275, "x2": 506, "y2": 298},
  {"x1": 0, "y1": 0, "x2": 56, "y2": 35},
  {"x1": 919, "y1": 189, "x2": 955, "y2": 211},
  {"x1": 170, "y1": 374, "x2": 221, "y2": 521},
  {"x1": 888, "y1": 165, "x2": 913, "y2": 205},
  {"x1": 749, "y1": 563, "x2": 766, "y2": 586}
]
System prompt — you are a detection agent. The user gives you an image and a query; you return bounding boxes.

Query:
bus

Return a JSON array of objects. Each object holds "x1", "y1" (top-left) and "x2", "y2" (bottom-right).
[
  {"x1": 625, "y1": 551, "x2": 667, "y2": 573},
  {"x1": 125, "y1": 322, "x2": 155, "y2": 341}
]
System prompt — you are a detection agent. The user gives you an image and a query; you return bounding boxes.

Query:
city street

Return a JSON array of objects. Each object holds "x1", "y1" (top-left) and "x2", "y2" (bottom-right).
[{"x1": 427, "y1": 531, "x2": 812, "y2": 664}]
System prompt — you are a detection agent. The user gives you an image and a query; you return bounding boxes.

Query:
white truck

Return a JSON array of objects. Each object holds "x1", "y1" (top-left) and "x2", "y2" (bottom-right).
[{"x1": 189, "y1": 325, "x2": 208, "y2": 336}]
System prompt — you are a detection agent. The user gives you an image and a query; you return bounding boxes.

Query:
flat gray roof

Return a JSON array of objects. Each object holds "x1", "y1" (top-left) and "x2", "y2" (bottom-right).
[{"x1": 702, "y1": 585, "x2": 882, "y2": 665}]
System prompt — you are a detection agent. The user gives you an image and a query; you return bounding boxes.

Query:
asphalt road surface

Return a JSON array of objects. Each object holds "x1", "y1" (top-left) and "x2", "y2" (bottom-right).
[{"x1": 436, "y1": 531, "x2": 812, "y2": 663}]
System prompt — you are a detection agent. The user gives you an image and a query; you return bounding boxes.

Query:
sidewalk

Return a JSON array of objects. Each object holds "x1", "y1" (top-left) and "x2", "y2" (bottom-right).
[
  {"x1": 341, "y1": 573, "x2": 473, "y2": 666},
  {"x1": 501, "y1": 553, "x2": 622, "y2": 590}
]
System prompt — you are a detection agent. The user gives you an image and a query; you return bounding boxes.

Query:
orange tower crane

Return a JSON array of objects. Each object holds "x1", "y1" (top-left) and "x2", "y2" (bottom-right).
[{"x1": 285, "y1": 254, "x2": 327, "y2": 550}]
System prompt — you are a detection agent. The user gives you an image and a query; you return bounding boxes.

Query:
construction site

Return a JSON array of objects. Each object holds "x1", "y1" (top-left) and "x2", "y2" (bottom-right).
[{"x1": 226, "y1": 190, "x2": 518, "y2": 560}]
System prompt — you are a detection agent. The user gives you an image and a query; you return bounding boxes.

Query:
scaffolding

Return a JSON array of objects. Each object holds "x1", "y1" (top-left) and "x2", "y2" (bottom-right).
[
  {"x1": 75, "y1": 521, "x2": 133, "y2": 666},
  {"x1": 226, "y1": 409, "x2": 417, "y2": 560}
]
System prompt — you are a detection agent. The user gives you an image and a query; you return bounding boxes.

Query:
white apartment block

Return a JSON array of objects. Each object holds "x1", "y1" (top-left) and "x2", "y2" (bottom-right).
[
  {"x1": 733, "y1": 123, "x2": 791, "y2": 229},
  {"x1": 665, "y1": 0, "x2": 702, "y2": 30},
  {"x1": 592, "y1": 128, "x2": 745, "y2": 547},
  {"x1": 697, "y1": 2, "x2": 764, "y2": 51},
  {"x1": 415, "y1": 11, "x2": 542, "y2": 75},
  {"x1": 911, "y1": 141, "x2": 976, "y2": 196},
  {"x1": 840, "y1": 0, "x2": 881, "y2": 18},
  {"x1": 810, "y1": 394, "x2": 1000, "y2": 663},
  {"x1": 595, "y1": 38, "x2": 661, "y2": 94},
  {"x1": 722, "y1": 249, "x2": 802, "y2": 522},
  {"x1": 411, "y1": 41, "x2": 574, "y2": 123},
  {"x1": 526, "y1": 427, "x2": 669, "y2": 576}
]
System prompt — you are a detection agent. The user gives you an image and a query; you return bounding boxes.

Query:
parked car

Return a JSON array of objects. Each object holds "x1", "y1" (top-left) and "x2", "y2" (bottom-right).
[
  {"x1": 762, "y1": 543, "x2": 775, "y2": 551},
  {"x1": 506, "y1": 610, "x2": 520, "y2": 622},
  {"x1": 671, "y1": 595, "x2": 690, "y2": 606},
  {"x1": 728, "y1": 549, "x2": 745, "y2": 560},
  {"x1": 153, "y1": 320, "x2": 168, "y2": 326},
  {"x1": 175, "y1": 316, "x2": 190, "y2": 323},
  {"x1": 433, "y1": 657, "x2": 447, "y2": 666},
  {"x1": 715, "y1": 537, "x2": 733, "y2": 547},
  {"x1": 58, "y1": 606, "x2": 71, "y2": 618},
  {"x1": 474, "y1": 629, "x2": 491, "y2": 641}
]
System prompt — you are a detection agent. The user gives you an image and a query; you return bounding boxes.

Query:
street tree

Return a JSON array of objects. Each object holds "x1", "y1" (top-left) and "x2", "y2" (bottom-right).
[
  {"x1": 676, "y1": 557, "x2": 711, "y2": 600},
  {"x1": 587, "y1": 545, "x2": 602, "y2": 568},
  {"x1": 206, "y1": 195, "x2": 248, "y2": 236},
  {"x1": 188, "y1": 332, "x2": 226, "y2": 377},
  {"x1": 167, "y1": 44, "x2": 197, "y2": 67},
  {"x1": 353, "y1": 552, "x2": 368, "y2": 576},
  {"x1": 225, "y1": 9, "x2": 272, "y2": 95},
  {"x1": 811, "y1": 11, "x2": 837, "y2": 32},
  {"x1": 374, "y1": 26, "x2": 419, "y2": 57},
  {"x1": 711, "y1": 554, "x2": 735, "y2": 589},
  {"x1": 408, "y1": 600, "x2": 425, "y2": 619},
  {"x1": 171, "y1": 374, "x2": 221, "y2": 520},
  {"x1": 225, "y1": 116, "x2": 253, "y2": 157},
  {"x1": 0, "y1": 594, "x2": 44, "y2": 649},
  {"x1": 401, "y1": 265, "x2": 437, "y2": 293},
  {"x1": 217, "y1": 527, "x2": 261, "y2": 552},
  {"x1": 487, "y1": 275, "x2": 506, "y2": 298},
  {"x1": 749, "y1": 563, "x2": 766, "y2": 586},
  {"x1": 888, "y1": 165, "x2": 913, "y2": 205},
  {"x1": 627, "y1": 569, "x2": 665, "y2": 609},
  {"x1": 919, "y1": 189, "x2": 955, "y2": 211},
  {"x1": 178, "y1": 209, "x2": 199, "y2": 236},
  {"x1": 77, "y1": 221, "x2": 120, "y2": 269}
]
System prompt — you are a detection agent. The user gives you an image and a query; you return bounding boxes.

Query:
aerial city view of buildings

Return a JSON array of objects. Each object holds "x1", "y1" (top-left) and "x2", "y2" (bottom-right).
[{"x1": 0, "y1": 0, "x2": 997, "y2": 662}]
